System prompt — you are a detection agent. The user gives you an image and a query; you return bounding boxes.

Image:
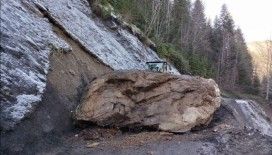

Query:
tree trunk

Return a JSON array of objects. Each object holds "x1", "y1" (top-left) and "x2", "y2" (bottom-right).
[
  {"x1": 266, "y1": 76, "x2": 270, "y2": 100},
  {"x1": 266, "y1": 40, "x2": 272, "y2": 101}
]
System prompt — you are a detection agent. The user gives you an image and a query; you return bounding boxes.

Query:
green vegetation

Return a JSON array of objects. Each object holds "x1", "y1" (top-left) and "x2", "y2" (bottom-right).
[
  {"x1": 99, "y1": 0, "x2": 146, "y2": 29},
  {"x1": 189, "y1": 55, "x2": 214, "y2": 78},
  {"x1": 91, "y1": 0, "x2": 114, "y2": 19},
  {"x1": 156, "y1": 43, "x2": 190, "y2": 74},
  {"x1": 93, "y1": 0, "x2": 266, "y2": 98},
  {"x1": 156, "y1": 43, "x2": 213, "y2": 78}
]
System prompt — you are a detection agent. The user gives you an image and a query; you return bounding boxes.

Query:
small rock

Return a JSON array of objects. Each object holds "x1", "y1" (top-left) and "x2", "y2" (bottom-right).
[
  {"x1": 107, "y1": 21, "x2": 118, "y2": 30},
  {"x1": 159, "y1": 132, "x2": 174, "y2": 136},
  {"x1": 165, "y1": 136, "x2": 172, "y2": 141},
  {"x1": 69, "y1": 69, "x2": 75, "y2": 76},
  {"x1": 86, "y1": 142, "x2": 100, "y2": 148},
  {"x1": 213, "y1": 128, "x2": 218, "y2": 132}
]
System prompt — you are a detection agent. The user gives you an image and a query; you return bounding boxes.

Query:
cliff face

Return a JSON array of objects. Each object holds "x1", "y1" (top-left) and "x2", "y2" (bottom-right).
[
  {"x1": 0, "y1": 0, "x2": 69, "y2": 128},
  {"x1": 0, "y1": 0, "x2": 178, "y2": 130}
]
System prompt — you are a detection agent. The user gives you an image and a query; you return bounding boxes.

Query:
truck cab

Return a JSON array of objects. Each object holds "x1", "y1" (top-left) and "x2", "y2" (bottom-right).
[{"x1": 146, "y1": 61, "x2": 172, "y2": 73}]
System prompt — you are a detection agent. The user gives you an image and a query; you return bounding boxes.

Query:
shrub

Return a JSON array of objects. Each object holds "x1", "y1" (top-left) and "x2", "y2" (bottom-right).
[
  {"x1": 91, "y1": 0, "x2": 113, "y2": 20},
  {"x1": 156, "y1": 43, "x2": 190, "y2": 74},
  {"x1": 189, "y1": 54, "x2": 214, "y2": 78}
]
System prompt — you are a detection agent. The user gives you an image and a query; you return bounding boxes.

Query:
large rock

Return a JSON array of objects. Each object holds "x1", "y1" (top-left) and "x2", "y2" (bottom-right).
[{"x1": 75, "y1": 71, "x2": 221, "y2": 133}]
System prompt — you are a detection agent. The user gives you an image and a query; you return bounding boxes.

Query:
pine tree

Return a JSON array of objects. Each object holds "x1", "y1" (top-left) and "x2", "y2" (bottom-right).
[
  {"x1": 190, "y1": 0, "x2": 210, "y2": 56},
  {"x1": 100, "y1": 0, "x2": 259, "y2": 94},
  {"x1": 171, "y1": 0, "x2": 191, "y2": 50},
  {"x1": 216, "y1": 4, "x2": 237, "y2": 89},
  {"x1": 235, "y1": 28, "x2": 258, "y2": 93}
]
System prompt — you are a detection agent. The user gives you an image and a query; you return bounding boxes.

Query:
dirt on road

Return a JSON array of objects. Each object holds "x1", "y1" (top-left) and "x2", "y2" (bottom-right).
[{"x1": 36, "y1": 101, "x2": 272, "y2": 155}]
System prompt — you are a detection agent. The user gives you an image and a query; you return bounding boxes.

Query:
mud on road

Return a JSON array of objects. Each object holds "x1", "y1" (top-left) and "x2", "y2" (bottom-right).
[{"x1": 34, "y1": 99, "x2": 272, "y2": 155}]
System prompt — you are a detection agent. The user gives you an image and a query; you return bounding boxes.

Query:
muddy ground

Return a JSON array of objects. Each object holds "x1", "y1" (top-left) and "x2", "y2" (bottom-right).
[
  {"x1": 39, "y1": 100, "x2": 271, "y2": 155},
  {"x1": 2, "y1": 99, "x2": 271, "y2": 155}
]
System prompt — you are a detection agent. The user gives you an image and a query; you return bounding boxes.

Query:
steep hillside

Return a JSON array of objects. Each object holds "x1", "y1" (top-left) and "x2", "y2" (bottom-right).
[
  {"x1": 0, "y1": 0, "x2": 180, "y2": 153},
  {"x1": 0, "y1": 0, "x2": 179, "y2": 130}
]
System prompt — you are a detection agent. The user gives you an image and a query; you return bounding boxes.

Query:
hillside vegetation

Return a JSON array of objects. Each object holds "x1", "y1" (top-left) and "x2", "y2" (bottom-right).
[
  {"x1": 248, "y1": 41, "x2": 272, "y2": 101},
  {"x1": 93, "y1": 0, "x2": 261, "y2": 96}
]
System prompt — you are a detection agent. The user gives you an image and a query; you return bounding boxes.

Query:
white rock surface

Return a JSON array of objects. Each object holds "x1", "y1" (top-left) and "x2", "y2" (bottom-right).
[
  {"x1": 0, "y1": 0, "x2": 70, "y2": 127},
  {"x1": 236, "y1": 100, "x2": 272, "y2": 137},
  {"x1": 38, "y1": 0, "x2": 178, "y2": 72}
]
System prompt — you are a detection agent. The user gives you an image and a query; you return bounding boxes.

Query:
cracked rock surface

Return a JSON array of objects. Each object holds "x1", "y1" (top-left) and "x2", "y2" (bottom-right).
[{"x1": 75, "y1": 71, "x2": 221, "y2": 133}]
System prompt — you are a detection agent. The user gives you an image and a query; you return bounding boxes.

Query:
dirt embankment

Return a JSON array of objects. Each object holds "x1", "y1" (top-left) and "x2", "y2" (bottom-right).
[{"x1": 0, "y1": 12, "x2": 112, "y2": 154}]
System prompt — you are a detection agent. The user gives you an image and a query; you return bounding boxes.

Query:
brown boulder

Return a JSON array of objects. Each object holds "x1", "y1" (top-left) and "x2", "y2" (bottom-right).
[{"x1": 75, "y1": 71, "x2": 221, "y2": 133}]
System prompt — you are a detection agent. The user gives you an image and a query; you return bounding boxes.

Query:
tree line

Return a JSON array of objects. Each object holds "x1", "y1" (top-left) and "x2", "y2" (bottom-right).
[
  {"x1": 251, "y1": 40, "x2": 272, "y2": 101},
  {"x1": 95, "y1": 0, "x2": 268, "y2": 98}
]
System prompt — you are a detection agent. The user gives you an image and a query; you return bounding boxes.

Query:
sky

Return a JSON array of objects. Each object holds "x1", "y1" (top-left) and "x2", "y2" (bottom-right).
[{"x1": 200, "y1": 0, "x2": 272, "y2": 42}]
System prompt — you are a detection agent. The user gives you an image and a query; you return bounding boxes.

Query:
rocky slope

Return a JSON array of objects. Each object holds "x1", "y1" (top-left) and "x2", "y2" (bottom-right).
[
  {"x1": 0, "y1": 0, "x2": 180, "y2": 153},
  {"x1": 0, "y1": 0, "x2": 178, "y2": 130}
]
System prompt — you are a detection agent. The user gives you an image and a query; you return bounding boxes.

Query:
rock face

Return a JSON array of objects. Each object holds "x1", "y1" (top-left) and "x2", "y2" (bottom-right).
[
  {"x1": 0, "y1": 0, "x2": 178, "y2": 129},
  {"x1": 75, "y1": 71, "x2": 221, "y2": 133}
]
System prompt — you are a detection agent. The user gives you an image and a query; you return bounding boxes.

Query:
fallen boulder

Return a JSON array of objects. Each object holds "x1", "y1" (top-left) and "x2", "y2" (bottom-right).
[{"x1": 75, "y1": 71, "x2": 221, "y2": 133}]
